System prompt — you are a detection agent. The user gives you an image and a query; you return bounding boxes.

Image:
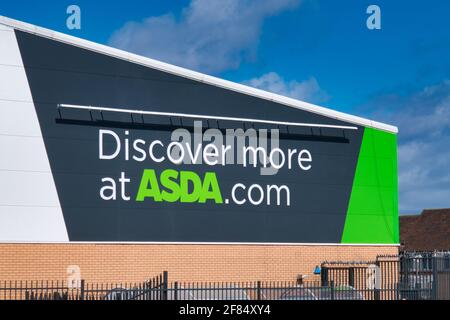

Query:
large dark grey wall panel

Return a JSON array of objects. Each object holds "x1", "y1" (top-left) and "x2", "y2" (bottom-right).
[{"x1": 16, "y1": 30, "x2": 363, "y2": 243}]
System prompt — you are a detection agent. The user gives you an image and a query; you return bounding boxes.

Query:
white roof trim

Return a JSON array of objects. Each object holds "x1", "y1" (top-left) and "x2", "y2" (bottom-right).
[{"x1": 0, "y1": 15, "x2": 398, "y2": 134}]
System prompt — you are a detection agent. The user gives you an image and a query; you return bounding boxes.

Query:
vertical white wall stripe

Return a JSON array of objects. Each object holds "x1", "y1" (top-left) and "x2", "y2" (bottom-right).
[{"x1": 0, "y1": 26, "x2": 69, "y2": 241}]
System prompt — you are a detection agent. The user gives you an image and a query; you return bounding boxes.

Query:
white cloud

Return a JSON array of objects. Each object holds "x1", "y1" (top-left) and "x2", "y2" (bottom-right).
[
  {"x1": 362, "y1": 80, "x2": 450, "y2": 213},
  {"x1": 243, "y1": 72, "x2": 329, "y2": 103},
  {"x1": 397, "y1": 137, "x2": 450, "y2": 213},
  {"x1": 109, "y1": 0, "x2": 301, "y2": 74}
]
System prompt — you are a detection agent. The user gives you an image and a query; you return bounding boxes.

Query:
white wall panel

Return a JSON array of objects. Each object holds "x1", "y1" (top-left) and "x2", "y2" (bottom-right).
[
  {"x1": 0, "y1": 206, "x2": 69, "y2": 241},
  {"x1": 0, "y1": 135, "x2": 52, "y2": 172},
  {"x1": 0, "y1": 65, "x2": 34, "y2": 102},
  {"x1": 0, "y1": 25, "x2": 69, "y2": 241},
  {"x1": 0, "y1": 100, "x2": 42, "y2": 137},
  {"x1": 0, "y1": 28, "x2": 23, "y2": 65},
  {"x1": 0, "y1": 171, "x2": 60, "y2": 206}
]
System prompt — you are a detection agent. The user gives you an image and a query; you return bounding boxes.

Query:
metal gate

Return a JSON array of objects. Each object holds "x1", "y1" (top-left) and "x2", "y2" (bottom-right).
[{"x1": 321, "y1": 251, "x2": 450, "y2": 300}]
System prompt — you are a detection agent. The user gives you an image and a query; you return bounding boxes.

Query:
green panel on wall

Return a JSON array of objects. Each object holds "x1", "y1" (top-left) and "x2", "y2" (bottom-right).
[{"x1": 341, "y1": 128, "x2": 399, "y2": 244}]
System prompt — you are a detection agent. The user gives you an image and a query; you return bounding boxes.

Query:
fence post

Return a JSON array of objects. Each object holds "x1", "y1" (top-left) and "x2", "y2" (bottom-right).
[
  {"x1": 162, "y1": 271, "x2": 168, "y2": 301},
  {"x1": 144, "y1": 281, "x2": 149, "y2": 300},
  {"x1": 321, "y1": 266, "x2": 328, "y2": 286},
  {"x1": 432, "y1": 256, "x2": 438, "y2": 300},
  {"x1": 348, "y1": 268, "x2": 354, "y2": 287},
  {"x1": 374, "y1": 288, "x2": 380, "y2": 300},
  {"x1": 257, "y1": 281, "x2": 262, "y2": 300},
  {"x1": 173, "y1": 281, "x2": 178, "y2": 301},
  {"x1": 330, "y1": 280, "x2": 335, "y2": 300},
  {"x1": 80, "y1": 279, "x2": 85, "y2": 301},
  {"x1": 374, "y1": 261, "x2": 380, "y2": 300}
]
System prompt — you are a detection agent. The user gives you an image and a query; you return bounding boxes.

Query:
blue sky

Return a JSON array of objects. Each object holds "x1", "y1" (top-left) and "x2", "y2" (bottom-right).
[{"x1": 1, "y1": 0, "x2": 449, "y2": 213}]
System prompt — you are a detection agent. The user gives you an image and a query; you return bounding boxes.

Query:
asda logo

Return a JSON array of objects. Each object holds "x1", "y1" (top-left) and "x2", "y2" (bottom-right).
[
  {"x1": 136, "y1": 169, "x2": 223, "y2": 204},
  {"x1": 133, "y1": 169, "x2": 291, "y2": 206}
]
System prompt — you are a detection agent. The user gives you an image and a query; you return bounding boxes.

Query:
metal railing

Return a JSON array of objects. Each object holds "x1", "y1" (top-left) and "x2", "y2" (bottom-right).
[
  {"x1": 0, "y1": 272, "x2": 168, "y2": 301},
  {"x1": 1, "y1": 252, "x2": 449, "y2": 300},
  {"x1": 320, "y1": 251, "x2": 450, "y2": 300},
  {"x1": 0, "y1": 279, "x2": 386, "y2": 301}
]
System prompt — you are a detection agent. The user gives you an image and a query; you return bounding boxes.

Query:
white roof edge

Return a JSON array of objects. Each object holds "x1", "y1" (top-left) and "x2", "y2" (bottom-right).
[{"x1": 0, "y1": 15, "x2": 398, "y2": 134}]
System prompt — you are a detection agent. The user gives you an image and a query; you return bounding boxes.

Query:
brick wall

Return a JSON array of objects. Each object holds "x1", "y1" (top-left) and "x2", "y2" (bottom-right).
[{"x1": 0, "y1": 244, "x2": 398, "y2": 283}]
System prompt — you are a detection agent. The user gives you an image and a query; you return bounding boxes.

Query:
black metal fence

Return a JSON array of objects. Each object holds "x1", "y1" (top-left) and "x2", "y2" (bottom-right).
[
  {"x1": 0, "y1": 272, "x2": 168, "y2": 300},
  {"x1": 0, "y1": 278, "x2": 377, "y2": 301},
  {"x1": 399, "y1": 251, "x2": 450, "y2": 300},
  {"x1": 321, "y1": 251, "x2": 450, "y2": 300},
  {"x1": 1, "y1": 251, "x2": 449, "y2": 300},
  {"x1": 166, "y1": 281, "x2": 368, "y2": 300}
]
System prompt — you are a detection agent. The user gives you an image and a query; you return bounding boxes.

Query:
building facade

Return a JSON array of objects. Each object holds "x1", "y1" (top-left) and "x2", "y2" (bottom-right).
[{"x1": 0, "y1": 16, "x2": 399, "y2": 282}]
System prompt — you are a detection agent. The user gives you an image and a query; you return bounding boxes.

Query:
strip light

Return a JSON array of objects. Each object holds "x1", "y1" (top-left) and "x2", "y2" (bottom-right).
[{"x1": 57, "y1": 104, "x2": 358, "y2": 130}]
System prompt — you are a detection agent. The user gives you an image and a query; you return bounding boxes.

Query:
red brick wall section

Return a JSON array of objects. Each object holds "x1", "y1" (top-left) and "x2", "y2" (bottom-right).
[{"x1": 0, "y1": 244, "x2": 398, "y2": 283}]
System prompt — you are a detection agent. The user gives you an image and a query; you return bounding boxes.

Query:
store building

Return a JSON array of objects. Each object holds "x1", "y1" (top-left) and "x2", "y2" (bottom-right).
[{"x1": 0, "y1": 16, "x2": 399, "y2": 283}]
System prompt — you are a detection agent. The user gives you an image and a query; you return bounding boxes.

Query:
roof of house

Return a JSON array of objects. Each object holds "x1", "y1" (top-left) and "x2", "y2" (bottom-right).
[
  {"x1": 0, "y1": 15, "x2": 398, "y2": 134},
  {"x1": 400, "y1": 209, "x2": 450, "y2": 251}
]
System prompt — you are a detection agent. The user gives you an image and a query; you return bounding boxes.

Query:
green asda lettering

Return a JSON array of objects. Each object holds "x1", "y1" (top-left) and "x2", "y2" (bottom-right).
[{"x1": 136, "y1": 169, "x2": 223, "y2": 204}]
